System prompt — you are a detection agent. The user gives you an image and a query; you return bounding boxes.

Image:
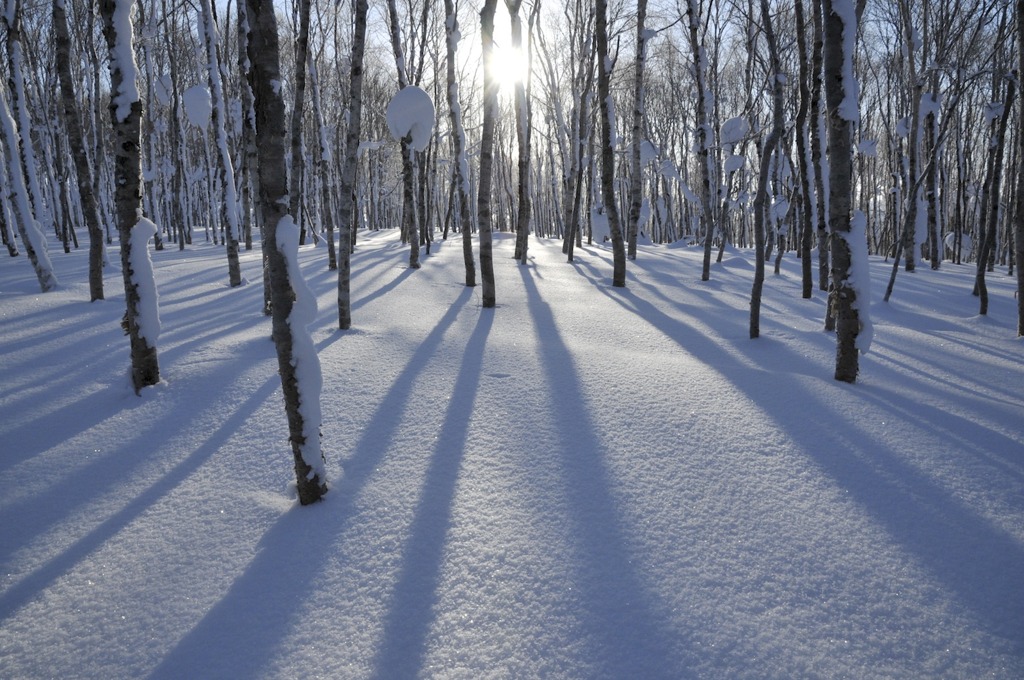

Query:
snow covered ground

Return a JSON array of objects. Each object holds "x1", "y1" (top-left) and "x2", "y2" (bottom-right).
[{"x1": 1, "y1": 230, "x2": 1022, "y2": 679}]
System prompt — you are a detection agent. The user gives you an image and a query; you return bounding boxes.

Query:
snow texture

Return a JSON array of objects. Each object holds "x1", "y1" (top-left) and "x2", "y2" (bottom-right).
[
  {"x1": 386, "y1": 86, "x2": 435, "y2": 152},
  {"x1": 183, "y1": 85, "x2": 212, "y2": 129},
  {"x1": 1, "y1": 231, "x2": 1022, "y2": 679},
  {"x1": 129, "y1": 217, "x2": 161, "y2": 345},
  {"x1": 276, "y1": 215, "x2": 326, "y2": 482},
  {"x1": 640, "y1": 139, "x2": 658, "y2": 165}
]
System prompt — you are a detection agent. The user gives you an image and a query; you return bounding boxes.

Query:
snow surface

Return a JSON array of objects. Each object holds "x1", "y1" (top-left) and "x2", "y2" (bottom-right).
[
  {"x1": 1, "y1": 231, "x2": 1023, "y2": 679},
  {"x1": 386, "y1": 86, "x2": 435, "y2": 152}
]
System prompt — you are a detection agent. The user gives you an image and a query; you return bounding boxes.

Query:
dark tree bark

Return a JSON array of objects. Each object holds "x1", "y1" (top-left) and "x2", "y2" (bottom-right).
[
  {"x1": 821, "y1": 0, "x2": 861, "y2": 383},
  {"x1": 596, "y1": 0, "x2": 626, "y2": 287},
  {"x1": 247, "y1": 0, "x2": 328, "y2": 504},
  {"x1": 627, "y1": 0, "x2": 649, "y2": 262},
  {"x1": 750, "y1": 0, "x2": 784, "y2": 339},
  {"x1": 338, "y1": 0, "x2": 369, "y2": 330},
  {"x1": 443, "y1": 0, "x2": 476, "y2": 287},
  {"x1": 1017, "y1": 0, "x2": 1024, "y2": 336},
  {"x1": 54, "y1": 0, "x2": 103, "y2": 300},
  {"x1": 478, "y1": 0, "x2": 498, "y2": 307}
]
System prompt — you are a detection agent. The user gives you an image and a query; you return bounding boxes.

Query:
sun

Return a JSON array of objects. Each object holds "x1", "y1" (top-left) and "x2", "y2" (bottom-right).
[{"x1": 489, "y1": 43, "x2": 530, "y2": 92}]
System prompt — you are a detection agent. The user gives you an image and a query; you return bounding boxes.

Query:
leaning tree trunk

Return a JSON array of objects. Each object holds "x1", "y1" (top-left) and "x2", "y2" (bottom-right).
[
  {"x1": 99, "y1": 0, "x2": 161, "y2": 393},
  {"x1": 822, "y1": 0, "x2": 863, "y2": 383},
  {"x1": 337, "y1": 0, "x2": 368, "y2": 330},
  {"x1": 478, "y1": 0, "x2": 498, "y2": 307},
  {"x1": 246, "y1": 0, "x2": 327, "y2": 505},
  {"x1": 0, "y1": 87, "x2": 56, "y2": 291},
  {"x1": 975, "y1": 76, "x2": 1015, "y2": 316},
  {"x1": 54, "y1": 0, "x2": 103, "y2": 300},
  {"x1": 596, "y1": 0, "x2": 626, "y2": 287},
  {"x1": 443, "y1": 0, "x2": 476, "y2": 287}
]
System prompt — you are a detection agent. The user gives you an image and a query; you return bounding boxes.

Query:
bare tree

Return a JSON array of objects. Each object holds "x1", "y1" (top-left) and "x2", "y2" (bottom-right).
[
  {"x1": 338, "y1": 0, "x2": 369, "y2": 330},
  {"x1": 750, "y1": 0, "x2": 784, "y2": 339},
  {"x1": 596, "y1": 0, "x2": 626, "y2": 286},
  {"x1": 443, "y1": 0, "x2": 476, "y2": 287},
  {"x1": 478, "y1": 0, "x2": 499, "y2": 307},
  {"x1": 1017, "y1": 0, "x2": 1024, "y2": 336},
  {"x1": 246, "y1": 0, "x2": 328, "y2": 504},
  {"x1": 627, "y1": 0, "x2": 649, "y2": 261},
  {"x1": 821, "y1": 0, "x2": 863, "y2": 383},
  {"x1": 99, "y1": 0, "x2": 161, "y2": 393}
]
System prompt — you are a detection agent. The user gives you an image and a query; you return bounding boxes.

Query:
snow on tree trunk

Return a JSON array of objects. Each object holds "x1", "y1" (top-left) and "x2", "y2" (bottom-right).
[
  {"x1": 54, "y1": 0, "x2": 103, "y2": 300},
  {"x1": 3, "y1": 1, "x2": 52, "y2": 240},
  {"x1": 443, "y1": 0, "x2": 476, "y2": 287},
  {"x1": 199, "y1": 0, "x2": 242, "y2": 287},
  {"x1": 246, "y1": 0, "x2": 327, "y2": 504},
  {"x1": 0, "y1": 87, "x2": 56, "y2": 292},
  {"x1": 478, "y1": 0, "x2": 499, "y2": 307},
  {"x1": 822, "y1": 0, "x2": 864, "y2": 383},
  {"x1": 99, "y1": 0, "x2": 161, "y2": 393},
  {"x1": 338, "y1": 0, "x2": 369, "y2": 330}
]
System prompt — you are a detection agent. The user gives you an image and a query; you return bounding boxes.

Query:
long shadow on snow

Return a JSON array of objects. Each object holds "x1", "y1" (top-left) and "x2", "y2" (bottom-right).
[
  {"x1": 517, "y1": 266, "x2": 690, "y2": 678},
  {"x1": 370, "y1": 306, "x2": 493, "y2": 678},
  {"x1": 149, "y1": 286, "x2": 475, "y2": 678},
  {"x1": 593, "y1": 278, "x2": 1024, "y2": 649},
  {"x1": 0, "y1": 375, "x2": 281, "y2": 624}
]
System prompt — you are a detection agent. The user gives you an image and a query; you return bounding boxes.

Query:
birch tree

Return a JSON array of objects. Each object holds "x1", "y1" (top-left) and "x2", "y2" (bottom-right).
[
  {"x1": 99, "y1": 0, "x2": 161, "y2": 393},
  {"x1": 53, "y1": 0, "x2": 103, "y2": 300},
  {"x1": 478, "y1": 0, "x2": 499, "y2": 307},
  {"x1": 627, "y1": 0, "x2": 649, "y2": 261},
  {"x1": 1017, "y1": 0, "x2": 1024, "y2": 336},
  {"x1": 685, "y1": 0, "x2": 719, "y2": 282},
  {"x1": 199, "y1": 0, "x2": 242, "y2": 287},
  {"x1": 246, "y1": 0, "x2": 328, "y2": 504},
  {"x1": 338, "y1": 0, "x2": 369, "y2": 330},
  {"x1": 443, "y1": 0, "x2": 476, "y2": 287},
  {"x1": 386, "y1": 0, "x2": 421, "y2": 269},
  {"x1": 596, "y1": 0, "x2": 626, "y2": 286},
  {"x1": 750, "y1": 0, "x2": 784, "y2": 339},
  {"x1": 822, "y1": 0, "x2": 866, "y2": 383}
]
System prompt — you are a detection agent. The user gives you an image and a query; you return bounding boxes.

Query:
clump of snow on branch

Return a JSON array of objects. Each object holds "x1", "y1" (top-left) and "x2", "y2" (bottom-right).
[
  {"x1": 386, "y1": 86, "x2": 435, "y2": 152},
  {"x1": 183, "y1": 85, "x2": 212, "y2": 129},
  {"x1": 640, "y1": 140, "x2": 658, "y2": 165},
  {"x1": 720, "y1": 116, "x2": 748, "y2": 147},
  {"x1": 846, "y1": 210, "x2": 873, "y2": 353},
  {"x1": 130, "y1": 217, "x2": 162, "y2": 345},
  {"x1": 276, "y1": 215, "x2": 327, "y2": 482},
  {"x1": 834, "y1": 0, "x2": 860, "y2": 123},
  {"x1": 109, "y1": 0, "x2": 142, "y2": 123}
]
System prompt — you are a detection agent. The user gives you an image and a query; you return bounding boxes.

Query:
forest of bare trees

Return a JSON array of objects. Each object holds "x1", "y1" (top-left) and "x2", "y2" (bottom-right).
[{"x1": 2, "y1": 0, "x2": 1022, "y2": 483}]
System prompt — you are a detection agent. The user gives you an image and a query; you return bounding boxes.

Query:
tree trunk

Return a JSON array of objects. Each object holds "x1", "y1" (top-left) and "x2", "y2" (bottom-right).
[
  {"x1": 290, "y1": 0, "x2": 311, "y2": 244},
  {"x1": 596, "y1": 0, "x2": 626, "y2": 287},
  {"x1": 478, "y1": 0, "x2": 498, "y2": 307},
  {"x1": 508, "y1": 0, "x2": 533, "y2": 266},
  {"x1": 1017, "y1": 0, "x2": 1024, "y2": 336},
  {"x1": 686, "y1": 0, "x2": 717, "y2": 282},
  {"x1": 822, "y1": 0, "x2": 861, "y2": 383},
  {"x1": 200, "y1": 0, "x2": 242, "y2": 287},
  {"x1": 99, "y1": 0, "x2": 161, "y2": 393},
  {"x1": 627, "y1": 0, "x2": 649, "y2": 262},
  {"x1": 337, "y1": 0, "x2": 368, "y2": 330},
  {"x1": 976, "y1": 76, "x2": 1015, "y2": 316},
  {"x1": 246, "y1": 0, "x2": 328, "y2": 505},
  {"x1": 444, "y1": 0, "x2": 476, "y2": 287},
  {"x1": 795, "y1": 0, "x2": 814, "y2": 299},
  {"x1": 750, "y1": 0, "x2": 784, "y2": 339},
  {"x1": 53, "y1": 0, "x2": 103, "y2": 300}
]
